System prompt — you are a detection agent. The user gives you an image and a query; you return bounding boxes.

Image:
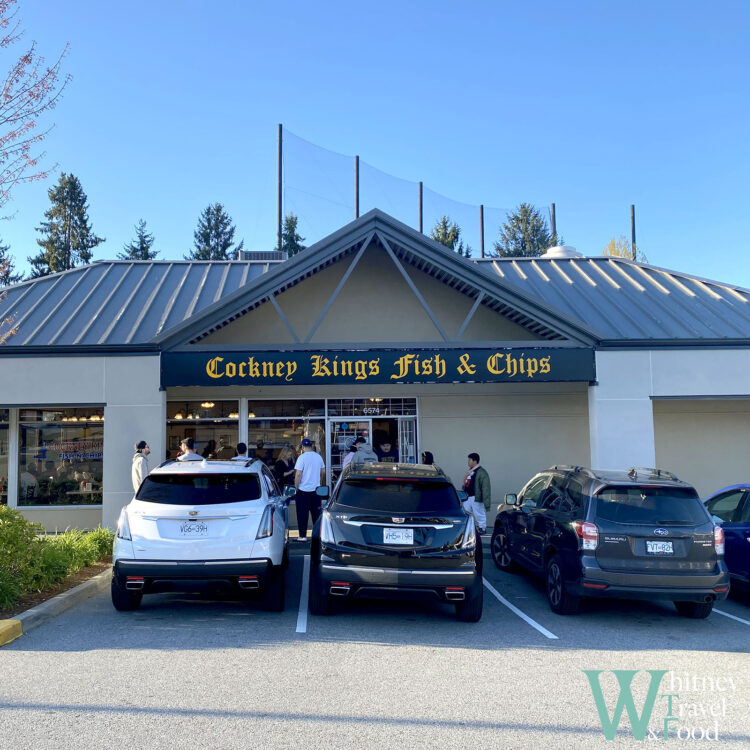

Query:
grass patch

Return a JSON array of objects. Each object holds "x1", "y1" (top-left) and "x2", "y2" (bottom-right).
[{"x1": 0, "y1": 506, "x2": 114, "y2": 609}]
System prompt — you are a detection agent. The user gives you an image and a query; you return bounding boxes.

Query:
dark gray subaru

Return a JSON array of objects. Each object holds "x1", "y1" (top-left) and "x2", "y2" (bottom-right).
[
  {"x1": 309, "y1": 463, "x2": 483, "y2": 622},
  {"x1": 491, "y1": 466, "x2": 729, "y2": 618}
]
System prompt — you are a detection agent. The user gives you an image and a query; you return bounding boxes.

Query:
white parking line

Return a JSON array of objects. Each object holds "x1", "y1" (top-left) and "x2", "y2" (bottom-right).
[
  {"x1": 714, "y1": 608, "x2": 750, "y2": 627},
  {"x1": 482, "y1": 577, "x2": 559, "y2": 640},
  {"x1": 296, "y1": 555, "x2": 310, "y2": 633}
]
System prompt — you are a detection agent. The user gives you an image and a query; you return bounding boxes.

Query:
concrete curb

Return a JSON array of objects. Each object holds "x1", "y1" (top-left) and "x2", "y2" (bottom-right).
[{"x1": 0, "y1": 568, "x2": 112, "y2": 647}]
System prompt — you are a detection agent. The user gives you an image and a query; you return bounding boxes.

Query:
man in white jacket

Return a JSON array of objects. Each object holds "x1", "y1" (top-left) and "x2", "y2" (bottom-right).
[{"x1": 131, "y1": 440, "x2": 151, "y2": 493}]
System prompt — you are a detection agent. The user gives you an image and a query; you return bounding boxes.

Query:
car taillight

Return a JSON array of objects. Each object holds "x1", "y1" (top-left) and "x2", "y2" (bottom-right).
[
  {"x1": 255, "y1": 506, "x2": 274, "y2": 539},
  {"x1": 461, "y1": 518, "x2": 476, "y2": 549},
  {"x1": 714, "y1": 525, "x2": 725, "y2": 556},
  {"x1": 572, "y1": 520, "x2": 598, "y2": 551},
  {"x1": 116, "y1": 508, "x2": 132, "y2": 541},
  {"x1": 320, "y1": 511, "x2": 335, "y2": 544}
]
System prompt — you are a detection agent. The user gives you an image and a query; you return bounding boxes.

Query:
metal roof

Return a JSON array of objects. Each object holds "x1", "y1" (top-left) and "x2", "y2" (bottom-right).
[
  {"x1": 154, "y1": 211, "x2": 598, "y2": 349},
  {"x1": 3, "y1": 211, "x2": 750, "y2": 352},
  {"x1": 0, "y1": 260, "x2": 276, "y2": 349},
  {"x1": 475, "y1": 256, "x2": 750, "y2": 345}
]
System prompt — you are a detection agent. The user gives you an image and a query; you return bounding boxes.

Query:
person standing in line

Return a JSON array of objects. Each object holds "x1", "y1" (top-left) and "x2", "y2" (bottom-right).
[
  {"x1": 375, "y1": 440, "x2": 399, "y2": 463},
  {"x1": 274, "y1": 446, "x2": 297, "y2": 488},
  {"x1": 421, "y1": 450, "x2": 434, "y2": 465},
  {"x1": 232, "y1": 442, "x2": 249, "y2": 461},
  {"x1": 350, "y1": 436, "x2": 378, "y2": 467},
  {"x1": 177, "y1": 437, "x2": 202, "y2": 461},
  {"x1": 293, "y1": 438, "x2": 325, "y2": 543},
  {"x1": 341, "y1": 443, "x2": 358, "y2": 471},
  {"x1": 462, "y1": 452, "x2": 491, "y2": 534},
  {"x1": 132, "y1": 440, "x2": 150, "y2": 493}
]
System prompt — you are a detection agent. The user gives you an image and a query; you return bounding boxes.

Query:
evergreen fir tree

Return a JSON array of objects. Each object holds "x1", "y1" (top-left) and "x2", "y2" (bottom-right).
[
  {"x1": 431, "y1": 215, "x2": 472, "y2": 258},
  {"x1": 28, "y1": 173, "x2": 104, "y2": 277},
  {"x1": 187, "y1": 203, "x2": 243, "y2": 260},
  {"x1": 118, "y1": 219, "x2": 157, "y2": 260},
  {"x1": 0, "y1": 241, "x2": 22, "y2": 285},
  {"x1": 281, "y1": 212, "x2": 305, "y2": 256},
  {"x1": 493, "y1": 203, "x2": 555, "y2": 258}
]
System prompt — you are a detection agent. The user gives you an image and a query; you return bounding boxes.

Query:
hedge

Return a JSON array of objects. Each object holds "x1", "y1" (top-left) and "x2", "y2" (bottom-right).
[{"x1": 0, "y1": 505, "x2": 114, "y2": 609}]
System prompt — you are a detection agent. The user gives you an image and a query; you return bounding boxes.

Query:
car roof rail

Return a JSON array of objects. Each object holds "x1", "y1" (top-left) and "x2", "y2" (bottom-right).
[
  {"x1": 627, "y1": 466, "x2": 679, "y2": 481},
  {"x1": 551, "y1": 465, "x2": 596, "y2": 478},
  {"x1": 157, "y1": 459, "x2": 180, "y2": 468}
]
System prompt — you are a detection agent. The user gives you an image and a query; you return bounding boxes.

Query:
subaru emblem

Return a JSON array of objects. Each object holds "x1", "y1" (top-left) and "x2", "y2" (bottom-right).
[
  {"x1": 189, "y1": 510, "x2": 199, "y2": 516},
  {"x1": 392, "y1": 517, "x2": 405, "y2": 524},
  {"x1": 654, "y1": 528, "x2": 668, "y2": 536}
]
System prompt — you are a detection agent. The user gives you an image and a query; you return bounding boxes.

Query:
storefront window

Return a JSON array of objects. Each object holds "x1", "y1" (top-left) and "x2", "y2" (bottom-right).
[
  {"x1": 18, "y1": 408, "x2": 104, "y2": 506},
  {"x1": 248, "y1": 418, "x2": 326, "y2": 469},
  {"x1": 167, "y1": 401, "x2": 239, "y2": 460},
  {"x1": 0, "y1": 409, "x2": 8, "y2": 505},
  {"x1": 327, "y1": 398, "x2": 417, "y2": 417},
  {"x1": 247, "y1": 400, "x2": 324, "y2": 418}
]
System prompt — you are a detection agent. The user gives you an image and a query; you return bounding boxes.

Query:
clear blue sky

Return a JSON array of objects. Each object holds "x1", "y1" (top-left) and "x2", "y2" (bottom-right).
[{"x1": 3, "y1": 0, "x2": 749, "y2": 286}]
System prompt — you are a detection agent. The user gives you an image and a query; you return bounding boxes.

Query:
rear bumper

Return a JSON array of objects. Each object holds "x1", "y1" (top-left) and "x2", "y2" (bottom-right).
[
  {"x1": 316, "y1": 561, "x2": 479, "y2": 602},
  {"x1": 573, "y1": 559, "x2": 731, "y2": 602},
  {"x1": 113, "y1": 558, "x2": 273, "y2": 594}
]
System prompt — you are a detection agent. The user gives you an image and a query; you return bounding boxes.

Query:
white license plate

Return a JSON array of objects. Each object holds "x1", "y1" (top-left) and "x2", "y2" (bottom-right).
[
  {"x1": 383, "y1": 527, "x2": 414, "y2": 545},
  {"x1": 646, "y1": 540, "x2": 673, "y2": 555},
  {"x1": 179, "y1": 521, "x2": 209, "y2": 537}
]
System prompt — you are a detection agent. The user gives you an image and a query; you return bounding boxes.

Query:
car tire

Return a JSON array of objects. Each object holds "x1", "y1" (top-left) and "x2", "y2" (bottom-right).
[
  {"x1": 455, "y1": 580, "x2": 484, "y2": 622},
  {"x1": 111, "y1": 576, "x2": 142, "y2": 611},
  {"x1": 308, "y1": 566, "x2": 332, "y2": 616},
  {"x1": 263, "y1": 565, "x2": 286, "y2": 612},
  {"x1": 546, "y1": 555, "x2": 580, "y2": 615},
  {"x1": 491, "y1": 526, "x2": 516, "y2": 572},
  {"x1": 674, "y1": 601, "x2": 714, "y2": 619}
]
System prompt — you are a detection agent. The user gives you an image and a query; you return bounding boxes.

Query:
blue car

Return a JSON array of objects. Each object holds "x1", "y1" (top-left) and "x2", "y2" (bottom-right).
[{"x1": 704, "y1": 485, "x2": 750, "y2": 593}]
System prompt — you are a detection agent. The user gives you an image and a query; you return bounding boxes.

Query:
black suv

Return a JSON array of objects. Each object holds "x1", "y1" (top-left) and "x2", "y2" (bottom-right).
[
  {"x1": 491, "y1": 466, "x2": 730, "y2": 618},
  {"x1": 309, "y1": 463, "x2": 483, "y2": 621}
]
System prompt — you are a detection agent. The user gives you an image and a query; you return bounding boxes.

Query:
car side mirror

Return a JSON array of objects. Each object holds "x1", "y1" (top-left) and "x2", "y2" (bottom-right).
[
  {"x1": 283, "y1": 485, "x2": 297, "y2": 498},
  {"x1": 457, "y1": 490, "x2": 468, "y2": 502},
  {"x1": 505, "y1": 493, "x2": 518, "y2": 506},
  {"x1": 316, "y1": 485, "x2": 330, "y2": 499}
]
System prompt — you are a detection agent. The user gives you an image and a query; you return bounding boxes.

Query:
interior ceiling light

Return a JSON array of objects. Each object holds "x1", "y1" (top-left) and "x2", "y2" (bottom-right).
[
  {"x1": 201, "y1": 401, "x2": 215, "y2": 409},
  {"x1": 228, "y1": 412, "x2": 239, "y2": 419},
  {"x1": 174, "y1": 412, "x2": 184, "y2": 420},
  {"x1": 248, "y1": 412, "x2": 256, "y2": 418}
]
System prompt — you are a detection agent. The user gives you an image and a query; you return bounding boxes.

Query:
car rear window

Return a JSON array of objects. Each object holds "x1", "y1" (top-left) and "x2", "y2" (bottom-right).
[
  {"x1": 335, "y1": 479, "x2": 461, "y2": 513},
  {"x1": 136, "y1": 473, "x2": 262, "y2": 505},
  {"x1": 595, "y1": 486, "x2": 709, "y2": 525}
]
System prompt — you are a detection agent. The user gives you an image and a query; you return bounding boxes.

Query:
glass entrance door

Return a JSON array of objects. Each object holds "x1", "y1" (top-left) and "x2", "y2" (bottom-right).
[
  {"x1": 399, "y1": 418, "x2": 417, "y2": 464},
  {"x1": 328, "y1": 418, "x2": 372, "y2": 486}
]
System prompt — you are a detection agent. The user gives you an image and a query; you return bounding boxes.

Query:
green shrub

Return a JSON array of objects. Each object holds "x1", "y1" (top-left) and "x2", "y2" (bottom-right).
[{"x1": 0, "y1": 507, "x2": 114, "y2": 610}]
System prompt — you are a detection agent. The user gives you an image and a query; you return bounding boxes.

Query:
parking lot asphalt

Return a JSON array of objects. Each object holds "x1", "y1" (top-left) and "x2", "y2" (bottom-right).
[{"x1": 1, "y1": 540, "x2": 749, "y2": 749}]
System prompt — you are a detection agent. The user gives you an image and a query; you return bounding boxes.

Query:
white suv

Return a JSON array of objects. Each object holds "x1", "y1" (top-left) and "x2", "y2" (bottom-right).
[{"x1": 112, "y1": 458, "x2": 288, "y2": 611}]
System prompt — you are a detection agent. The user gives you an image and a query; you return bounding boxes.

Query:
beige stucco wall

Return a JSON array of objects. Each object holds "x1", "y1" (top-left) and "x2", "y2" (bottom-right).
[
  {"x1": 3, "y1": 355, "x2": 164, "y2": 531},
  {"x1": 202, "y1": 246, "x2": 540, "y2": 345},
  {"x1": 419, "y1": 383, "x2": 591, "y2": 522},
  {"x1": 654, "y1": 399, "x2": 750, "y2": 498}
]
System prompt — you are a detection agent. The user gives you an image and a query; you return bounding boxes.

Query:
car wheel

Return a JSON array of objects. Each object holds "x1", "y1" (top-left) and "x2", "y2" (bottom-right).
[
  {"x1": 263, "y1": 565, "x2": 286, "y2": 612},
  {"x1": 308, "y1": 566, "x2": 332, "y2": 616},
  {"x1": 455, "y1": 580, "x2": 484, "y2": 622},
  {"x1": 491, "y1": 527, "x2": 516, "y2": 571},
  {"x1": 546, "y1": 555, "x2": 580, "y2": 615},
  {"x1": 111, "y1": 576, "x2": 142, "y2": 611},
  {"x1": 674, "y1": 601, "x2": 714, "y2": 619}
]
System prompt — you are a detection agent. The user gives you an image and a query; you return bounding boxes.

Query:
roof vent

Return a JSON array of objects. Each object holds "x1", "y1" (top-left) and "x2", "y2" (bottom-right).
[{"x1": 540, "y1": 245, "x2": 583, "y2": 259}]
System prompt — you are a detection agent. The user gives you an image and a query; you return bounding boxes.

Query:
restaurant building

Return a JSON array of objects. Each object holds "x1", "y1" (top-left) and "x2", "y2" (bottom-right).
[{"x1": 1, "y1": 209, "x2": 749, "y2": 530}]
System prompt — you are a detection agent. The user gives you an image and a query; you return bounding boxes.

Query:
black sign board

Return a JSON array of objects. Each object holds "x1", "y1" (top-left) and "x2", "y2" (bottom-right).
[{"x1": 161, "y1": 348, "x2": 595, "y2": 387}]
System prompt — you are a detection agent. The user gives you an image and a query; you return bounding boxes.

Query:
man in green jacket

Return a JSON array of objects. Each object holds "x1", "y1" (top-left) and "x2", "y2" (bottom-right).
[{"x1": 462, "y1": 452, "x2": 491, "y2": 534}]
